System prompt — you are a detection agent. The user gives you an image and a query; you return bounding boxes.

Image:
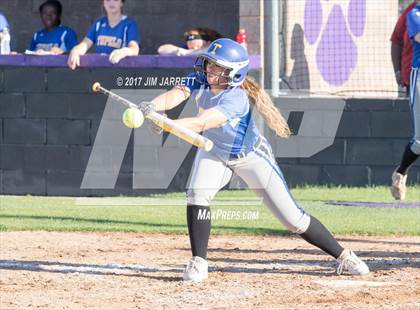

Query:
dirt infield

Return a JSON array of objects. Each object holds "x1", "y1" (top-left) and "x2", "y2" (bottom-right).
[{"x1": 0, "y1": 232, "x2": 419, "y2": 309}]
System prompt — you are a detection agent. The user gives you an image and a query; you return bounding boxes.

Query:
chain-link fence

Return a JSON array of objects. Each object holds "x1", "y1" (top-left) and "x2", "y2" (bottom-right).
[{"x1": 279, "y1": 0, "x2": 408, "y2": 98}]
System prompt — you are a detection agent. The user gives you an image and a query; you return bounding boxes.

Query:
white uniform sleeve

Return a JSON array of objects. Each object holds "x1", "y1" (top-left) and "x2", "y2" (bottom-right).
[{"x1": 0, "y1": 14, "x2": 9, "y2": 32}]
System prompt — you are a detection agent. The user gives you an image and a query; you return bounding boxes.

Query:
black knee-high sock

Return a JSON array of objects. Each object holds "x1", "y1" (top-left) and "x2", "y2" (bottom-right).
[
  {"x1": 397, "y1": 143, "x2": 419, "y2": 175},
  {"x1": 187, "y1": 204, "x2": 211, "y2": 259},
  {"x1": 299, "y1": 216, "x2": 344, "y2": 259}
]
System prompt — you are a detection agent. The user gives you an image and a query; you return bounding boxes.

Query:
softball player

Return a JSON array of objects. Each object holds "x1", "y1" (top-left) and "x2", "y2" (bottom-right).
[
  {"x1": 391, "y1": 0, "x2": 420, "y2": 200},
  {"x1": 151, "y1": 38, "x2": 369, "y2": 282},
  {"x1": 68, "y1": 0, "x2": 140, "y2": 69},
  {"x1": 29, "y1": 0, "x2": 78, "y2": 54}
]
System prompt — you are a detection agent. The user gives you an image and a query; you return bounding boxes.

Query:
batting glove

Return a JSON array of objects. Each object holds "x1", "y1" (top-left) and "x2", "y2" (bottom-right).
[
  {"x1": 138, "y1": 101, "x2": 155, "y2": 114},
  {"x1": 138, "y1": 101, "x2": 164, "y2": 135}
]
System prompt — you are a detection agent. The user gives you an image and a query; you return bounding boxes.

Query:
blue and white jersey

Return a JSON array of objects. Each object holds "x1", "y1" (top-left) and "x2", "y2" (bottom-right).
[
  {"x1": 407, "y1": 4, "x2": 420, "y2": 68},
  {"x1": 30, "y1": 25, "x2": 77, "y2": 52},
  {"x1": 0, "y1": 13, "x2": 9, "y2": 32},
  {"x1": 184, "y1": 73, "x2": 260, "y2": 159},
  {"x1": 86, "y1": 16, "x2": 140, "y2": 55}
]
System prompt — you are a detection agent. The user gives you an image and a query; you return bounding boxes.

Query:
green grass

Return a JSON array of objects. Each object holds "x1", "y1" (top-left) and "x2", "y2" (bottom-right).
[{"x1": 0, "y1": 186, "x2": 419, "y2": 235}]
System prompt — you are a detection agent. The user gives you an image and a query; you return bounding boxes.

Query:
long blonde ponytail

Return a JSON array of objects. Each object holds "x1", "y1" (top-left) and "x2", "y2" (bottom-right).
[{"x1": 241, "y1": 76, "x2": 291, "y2": 138}]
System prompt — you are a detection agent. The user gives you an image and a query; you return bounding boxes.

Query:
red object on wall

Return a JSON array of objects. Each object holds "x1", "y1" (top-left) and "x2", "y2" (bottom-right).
[{"x1": 236, "y1": 28, "x2": 247, "y2": 49}]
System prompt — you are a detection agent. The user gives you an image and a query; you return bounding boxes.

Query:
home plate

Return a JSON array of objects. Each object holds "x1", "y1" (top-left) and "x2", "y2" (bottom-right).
[{"x1": 314, "y1": 279, "x2": 399, "y2": 288}]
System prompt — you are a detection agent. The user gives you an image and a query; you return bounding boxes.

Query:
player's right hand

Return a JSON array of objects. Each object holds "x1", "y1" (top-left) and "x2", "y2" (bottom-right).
[
  {"x1": 147, "y1": 113, "x2": 166, "y2": 135},
  {"x1": 157, "y1": 44, "x2": 179, "y2": 55}
]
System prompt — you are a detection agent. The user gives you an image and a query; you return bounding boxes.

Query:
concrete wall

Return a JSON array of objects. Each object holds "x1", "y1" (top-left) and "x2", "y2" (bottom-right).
[
  {"x1": 0, "y1": 66, "x2": 418, "y2": 196},
  {"x1": 0, "y1": 0, "x2": 239, "y2": 54},
  {"x1": 239, "y1": 0, "x2": 260, "y2": 55},
  {"x1": 0, "y1": 65, "x2": 191, "y2": 196},
  {"x1": 272, "y1": 97, "x2": 420, "y2": 187}
]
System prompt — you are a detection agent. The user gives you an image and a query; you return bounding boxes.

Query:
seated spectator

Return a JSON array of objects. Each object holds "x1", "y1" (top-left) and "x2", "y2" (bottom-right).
[
  {"x1": 28, "y1": 0, "x2": 78, "y2": 55},
  {"x1": 68, "y1": 0, "x2": 140, "y2": 69},
  {"x1": 158, "y1": 27, "x2": 222, "y2": 56},
  {"x1": 0, "y1": 12, "x2": 11, "y2": 54}
]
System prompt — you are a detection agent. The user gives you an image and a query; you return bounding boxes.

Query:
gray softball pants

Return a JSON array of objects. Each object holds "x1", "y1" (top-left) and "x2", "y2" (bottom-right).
[
  {"x1": 186, "y1": 137, "x2": 311, "y2": 234},
  {"x1": 409, "y1": 67, "x2": 420, "y2": 154}
]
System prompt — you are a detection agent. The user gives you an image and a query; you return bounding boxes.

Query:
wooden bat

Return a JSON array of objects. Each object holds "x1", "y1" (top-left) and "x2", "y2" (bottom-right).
[{"x1": 92, "y1": 82, "x2": 214, "y2": 152}]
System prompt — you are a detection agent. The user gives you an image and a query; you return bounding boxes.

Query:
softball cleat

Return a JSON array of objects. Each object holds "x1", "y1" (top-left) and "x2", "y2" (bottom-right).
[
  {"x1": 390, "y1": 169, "x2": 408, "y2": 200},
  {"x1": 336, "y1": 249, "x2": 369, "y2": 275},
  {"x1": 182, "y1": 256, "x2": 208, "y2": 282}
]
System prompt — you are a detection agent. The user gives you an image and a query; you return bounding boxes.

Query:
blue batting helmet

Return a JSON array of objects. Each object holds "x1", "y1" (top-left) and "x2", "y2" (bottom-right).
[{"x1": 194, "y1": 38, "x2": 249, "y2": 87}]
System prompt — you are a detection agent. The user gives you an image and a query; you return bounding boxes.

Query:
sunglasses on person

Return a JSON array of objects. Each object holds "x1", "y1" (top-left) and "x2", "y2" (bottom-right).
[{"x1": 184, "y1": 34, "x2": 210, "y2": 41}]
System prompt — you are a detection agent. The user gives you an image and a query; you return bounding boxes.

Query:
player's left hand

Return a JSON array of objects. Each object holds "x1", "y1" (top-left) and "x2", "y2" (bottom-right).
[
  {"x1": 139, "y1": 101, "x2": 164, "y2": 135},
  {"x1": 68, "y1": 49, "x2": 81, "y2": 70},
  {"x1": 109, "y1": 48, "x2": 130, "y2": 64}
]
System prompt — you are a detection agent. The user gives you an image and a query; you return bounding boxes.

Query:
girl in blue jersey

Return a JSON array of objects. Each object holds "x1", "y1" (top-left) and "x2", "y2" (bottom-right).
[
  {"x1": 29, "y1": 0, "x2": 77, "y2": 55},
  {"x1": 0, "y1": 13, "x2": 8, "y2": 35},
  {"x1": 150, "y1": 38, "x2": 369, "y2": 282},
  {"x1": 0, "y1": 12, "x2": 10, "y2": 54},
  {"x1": 68, "y1": 0, "x2": 140, "y2": 69},
  {"x1": 391, "y1": 0, "x2": 420, "y2": 200}
]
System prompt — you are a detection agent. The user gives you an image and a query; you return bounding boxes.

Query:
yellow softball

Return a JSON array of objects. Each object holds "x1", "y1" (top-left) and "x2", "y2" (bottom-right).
[{"x1": 122, "y1": 107, "x2": 144, "y2": 129}]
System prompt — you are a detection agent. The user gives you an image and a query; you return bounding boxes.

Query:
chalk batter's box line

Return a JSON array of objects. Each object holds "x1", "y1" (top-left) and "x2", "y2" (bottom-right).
[{"x1": 74, "y1": 197, "x2": 264, "y2": 207}]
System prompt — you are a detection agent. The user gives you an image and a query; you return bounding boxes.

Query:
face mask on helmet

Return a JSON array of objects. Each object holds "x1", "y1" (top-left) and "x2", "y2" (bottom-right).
[
  {"x1": 194, "y1": 57, "x2": 234, "y2": 86},
  {"x1": 194, "y1": 38, "x2": 250, "y2": 87}
]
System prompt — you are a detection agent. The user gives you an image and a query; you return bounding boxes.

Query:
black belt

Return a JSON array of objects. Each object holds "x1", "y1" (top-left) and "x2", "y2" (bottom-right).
[{"x1": 229, "y1": 136, "x2": 263, "y2": 160}]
